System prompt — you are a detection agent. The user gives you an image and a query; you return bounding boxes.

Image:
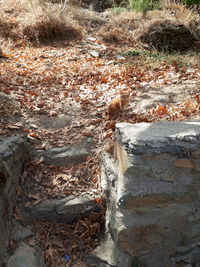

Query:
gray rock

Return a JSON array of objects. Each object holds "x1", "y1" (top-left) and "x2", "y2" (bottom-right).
[
  {"x1": 6, "y1": 243, "x2": 45, "y2": 267},
  {"x1": 85, "y1": 233, "x2": 132, "y2": 267},
  {"x1": 89, "y1": 50, "x2": 100, "y2": 57},
  {"x1": 0, "y1": 136, "x2": 30, "y2": 265},
  {"x1": 41, "y1": 142, "x2": 91, "y2": 167},
  {"x1": 26, "y1": 135, "x2": 41, "y2": 144},
  {"x1": 115, "y1": 121, "x2": 200, "y2": 155},
  {"x1": 116, "y1": 55, "x2": 125, "y2": 60},
  {"x1": 23, "y1": 195, "x2": 100, "y2": 223},
  {"x1": 10, "y1": 220, "x2": 34, "y2": 241}
]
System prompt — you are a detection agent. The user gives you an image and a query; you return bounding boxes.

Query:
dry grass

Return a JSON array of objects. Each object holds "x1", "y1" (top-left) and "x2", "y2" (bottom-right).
[
  {"x1": 0, "y1": 0, "x2": 27, "y2": 42},
  {"x1": 0, "y1": 0, "x2": 28, "y2": 17},
  {"x1": 135, "y1": 2, "x2": 200, "y2": 52},
  {"x1": 0, "y1": 14, "x2": 20, "y2": 41},
  {"x1": 21, "y1": 5, "x2": 83, "y2": 43},
  {"x1": 0, "y1": 0, "x2": 199, "y2": 48},
  {"x1": 97, "y1": 1, "x2": 200, "y2": 48},
  {"x1": 136, "y1": 17, "x2": 198, "y2": 52},
  {"x1": 65, "y1": 6, "x2": 106, "y2": 32},
  {"x1": 98, "y1": 11, "x2": 142, "y2": 42},
  {"x1": 0, "y1": 0, "x2": 84, "y2": 45}
]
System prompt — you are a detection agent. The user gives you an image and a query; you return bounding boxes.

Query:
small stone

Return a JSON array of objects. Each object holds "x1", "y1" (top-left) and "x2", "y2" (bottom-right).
[
  {"x1": 87, "y1": 37, "x2": 97, "y2": 42},
  {"x1": 117, "y1": 55, "x2": 125, "y2": 60},
  {"x1": 49, "y1": 110, "x2": 58, "y2": 117},
  {"x1": 29, "y1": 124, "x2": 38, "y2": 129},
  {"x1": 174, "y1": 159, "x2": 194, "y2": 168},
  {"x1": 27, "y1": 135, "x2": 41, "y2": 144},
  {"x1": 106, "y1": 60, "x2": 115, "y2": 65},
  {"x1": 16, "y1": 63, "x2": 24, "y2": 68},
  {"x1": 89, "y1": 50, "x2": 100, "y2": 57}
]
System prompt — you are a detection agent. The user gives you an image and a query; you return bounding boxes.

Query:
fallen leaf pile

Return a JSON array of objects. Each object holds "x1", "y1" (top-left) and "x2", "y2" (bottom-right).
[{"x1": 1, "y1": 37, "x2": 200, "y2": 266}]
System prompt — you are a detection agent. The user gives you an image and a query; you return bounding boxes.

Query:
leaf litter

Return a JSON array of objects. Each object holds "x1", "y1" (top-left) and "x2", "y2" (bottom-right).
[{"x1": 1, "y1": 37, "x2": 200, "y2": 266}]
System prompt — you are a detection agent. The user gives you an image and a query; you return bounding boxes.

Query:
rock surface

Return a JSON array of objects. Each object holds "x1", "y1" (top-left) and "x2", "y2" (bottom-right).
[
  {"x1": 0, "y1": 136, "x2": 30, "y2": 265},
  {"x1": 6, "y1": 243, "x2": 45, "y2": 267},
  {"x1": 23, "y1": 195, "x2": 100, "y2": 223},
  {"x1": 100, "y1": 121, "x2": 200, "y2": 267},
  {"x1": 85, "y1": 233, "x2": 132, "y2": 267},
  {"x1": 10, "y1": 220, "x2": 34, "y2": 241},
  {"x1": 39, "y1": 142, "x2": 91, "y2": 167}
]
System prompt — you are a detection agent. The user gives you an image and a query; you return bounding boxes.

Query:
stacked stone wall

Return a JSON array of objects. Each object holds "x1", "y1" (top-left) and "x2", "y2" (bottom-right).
[
  {"x1": 101, "y1": 121, "x2": 200, "y2": 267},
  {"x1": 0, "y1": 136, "x2": 29, "y2": 265}
]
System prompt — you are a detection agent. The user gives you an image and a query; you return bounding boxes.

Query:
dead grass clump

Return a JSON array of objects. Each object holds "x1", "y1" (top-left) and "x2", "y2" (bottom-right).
[
  {"x1": 98, "y1": 26, "x2": 128, "y2": 42},
  {"x1": 98, "y1": 11, "x2": 141, "y2": 42},
  {"x1": 0, "y1": 0, "x2": 28, "y2": 18},
  {"x1": 21, "y1": 6, "x2": 83, "y2": 43},
  {"x1": 138, "y1": 19, "x2": 197, "y2": 52},
  {"x1": 0, "y1": 0, "x2": 28, "y2": 43},
  {"x1": 65, "y1": 6, "x2": 106, "y2": 32},
  {"x1": 188, "y1": 19, "x2": 200, "y2": 40},
  {"x1": 145, "y1": 9, "x2": 174, "y2": 20},
  {"x1": 0, "y1": 13, "x2": 21, "y2": 41},
  {"x1": 0, "y1": 44, "x2": 2, "y2": 57},
  {"x1": 67, "y1": 0, "x2": 113, "y2": 11}
]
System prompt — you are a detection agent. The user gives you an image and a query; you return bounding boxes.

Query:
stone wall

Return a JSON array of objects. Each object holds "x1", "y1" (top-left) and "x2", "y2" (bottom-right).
[
  {"x1": 0, "y1": 136, "x2": 29, "y2": 265},
  {"x1": 100, "y1": 121, "x2": 200, "y2": 267}
]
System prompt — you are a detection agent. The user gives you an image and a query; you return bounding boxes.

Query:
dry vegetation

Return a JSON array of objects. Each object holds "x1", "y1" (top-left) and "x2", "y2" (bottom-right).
[
  {"x1": 0, "y1": 0, "x2": 85, "y2": 45},
  {"x1": 98, "y1": 10, "x2": 141, "y2": 43},
  {"x1": 98, "y1": 2, "x2": 200, "y2": 52},
  {"x1": 0, "y1": 0, "x2": 199, "y2": 51}
]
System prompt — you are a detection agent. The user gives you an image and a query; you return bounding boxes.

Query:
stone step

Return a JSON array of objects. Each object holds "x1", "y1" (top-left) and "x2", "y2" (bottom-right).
[{"x1": 22, "y1": 195, "x2": 101, "y2": 223}]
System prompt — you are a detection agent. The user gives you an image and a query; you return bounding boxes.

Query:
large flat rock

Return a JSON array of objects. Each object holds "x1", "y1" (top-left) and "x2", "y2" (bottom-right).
[
  {"x1": 39, "y1": 142, "x2": 91, "y2": 167},
  {"x1": 115, "y1": 121, "x2": 200, "y2": 155},
  {"x1": 23, "y1": 195, "x2": 100, "y2": 223}
]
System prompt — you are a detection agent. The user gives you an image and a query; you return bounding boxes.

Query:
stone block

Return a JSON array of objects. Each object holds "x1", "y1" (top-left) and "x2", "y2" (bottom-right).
[{"x1": 100, "y1": 121, "x2": 200, "y2": 266}]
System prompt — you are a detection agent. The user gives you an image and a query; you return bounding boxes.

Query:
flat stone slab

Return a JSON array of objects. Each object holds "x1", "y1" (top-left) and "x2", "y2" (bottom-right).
[
  {"x1": 39, "y1": 142, "x2": 91, "y2": 167},
  {"x1": 23, "y1": 195, "x2": 100, "y2": 223},
  {"x1": 115, "y1": 121, "x2": 200, "y2": 155},
  {"x1": 10, "y1": 220, "x2": 34, "y2": 241},
  {"x1": 6, "y1": 243, "x2": 45, "y2": 267}
]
